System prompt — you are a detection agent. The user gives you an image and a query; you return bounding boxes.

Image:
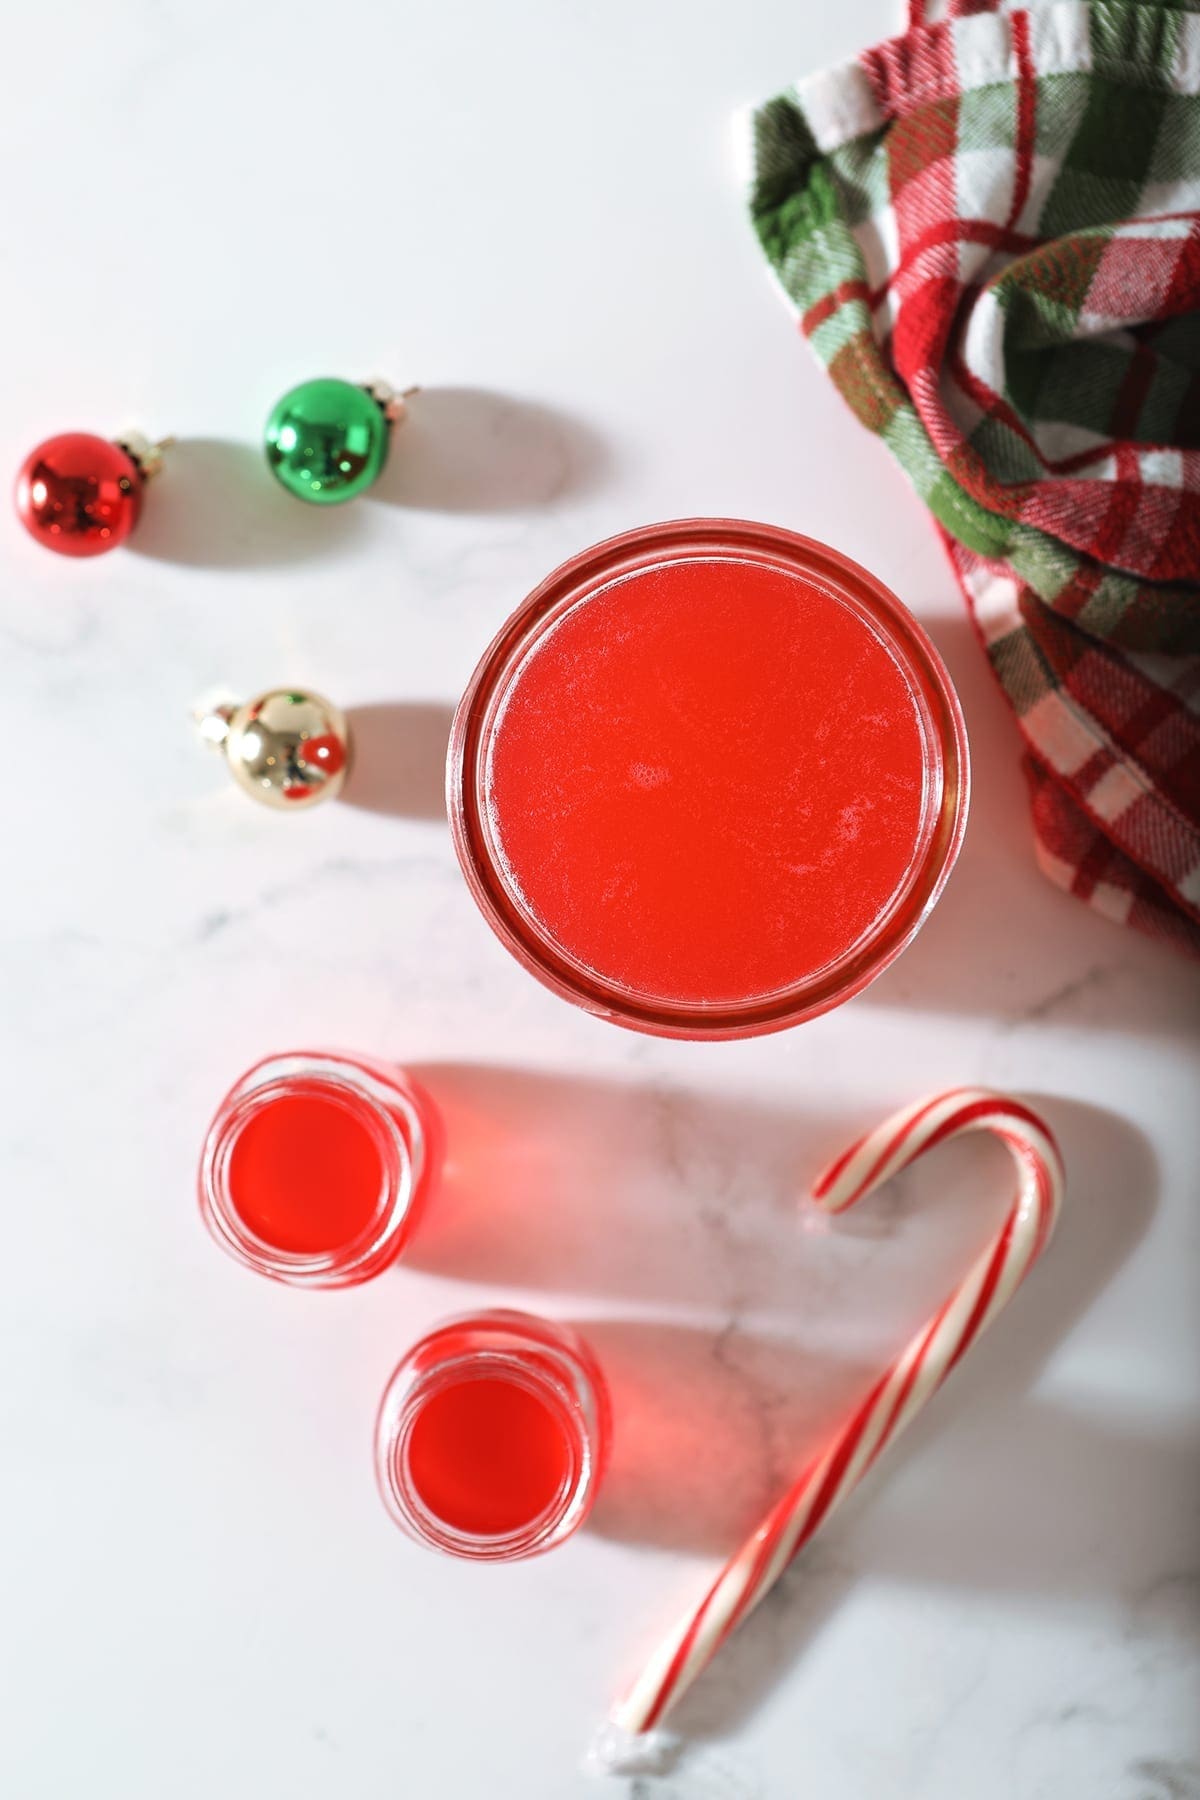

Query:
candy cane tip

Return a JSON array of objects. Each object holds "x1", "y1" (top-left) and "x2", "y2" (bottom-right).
[{"x1": 582, "y1": 1721, "x2": 678, "y2": 1778}]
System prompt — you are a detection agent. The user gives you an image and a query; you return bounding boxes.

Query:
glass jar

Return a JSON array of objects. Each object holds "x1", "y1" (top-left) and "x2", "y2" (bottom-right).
[
  {"x1": 198, "y1": 1050, "x2": 436, "y2": 1288},
  {"x1": 448, "y1": 518, "x2": 969, "y2": 1038},
  {"x1": 375, "y1": 1310, "x2": 611, "y2": 1561}
]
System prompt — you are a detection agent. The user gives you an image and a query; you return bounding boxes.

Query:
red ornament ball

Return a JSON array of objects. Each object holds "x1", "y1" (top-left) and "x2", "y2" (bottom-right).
[{"x1": 14, "y1": 432, "x2": 143, "y2": 557}]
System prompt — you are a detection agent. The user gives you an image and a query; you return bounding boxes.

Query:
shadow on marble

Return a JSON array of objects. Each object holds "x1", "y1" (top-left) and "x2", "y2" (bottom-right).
[
  {"x1": 402, "y1": 1063, "x2": 1104, "y2": 1561},
  {"x1": 129, "y1": 389, "x2": 609, "y2": 565},
  {"x1": 341, "y1": 702, "x2": 453, "y2": 820},
  {"x1": 128, "y1": 438, "x2": 365, "y2": 570},
  {"x1": 406, "y1": 1061, "x2": 876, "y2": 1313},
  {"x1": 667, "y1": 1094, "x2": 1163, "y2": 1743},
  {"x1": 579, "y1": 1320, "x2": 883, "y2": 1558},
  {"x1": 374, "y1": 386, "x2": 611, "y2": 512}
]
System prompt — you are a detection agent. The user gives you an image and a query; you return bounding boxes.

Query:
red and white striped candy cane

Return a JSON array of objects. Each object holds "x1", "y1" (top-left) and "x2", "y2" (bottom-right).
[{"x1": 610, "y1": 1087, "x2": 1065, "y2": 1739}]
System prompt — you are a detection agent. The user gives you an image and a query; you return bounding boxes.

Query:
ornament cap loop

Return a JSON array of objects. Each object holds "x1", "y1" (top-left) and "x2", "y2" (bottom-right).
[{"x1": 115, "y1": 431, "x2": 174, "y2": 480}]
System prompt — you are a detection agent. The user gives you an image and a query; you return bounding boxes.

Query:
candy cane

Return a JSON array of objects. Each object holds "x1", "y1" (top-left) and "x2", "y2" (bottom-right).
[{"x1": 608, "y1": 1088, "x2": 1065, "y2": 1742}]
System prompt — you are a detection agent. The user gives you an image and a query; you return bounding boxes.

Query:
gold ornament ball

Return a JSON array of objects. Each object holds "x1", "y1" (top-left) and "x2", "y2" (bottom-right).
[{"x1": 216, "y1": 689, "x2": 351, "y2": 809}]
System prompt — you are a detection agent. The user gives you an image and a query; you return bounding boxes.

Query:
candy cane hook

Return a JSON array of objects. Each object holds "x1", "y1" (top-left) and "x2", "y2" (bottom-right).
[{"x1": 608, "y1": 1088, "x2": 1065, "y2": 1743}]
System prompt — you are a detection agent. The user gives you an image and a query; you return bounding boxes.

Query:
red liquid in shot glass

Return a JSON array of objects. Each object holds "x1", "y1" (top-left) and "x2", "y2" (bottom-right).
[
  {"x1": 226, "y1": 1091, "x2": 384, "y2": 1255},
  {"x1": 199, "y1": 1051, "x2": 436, "y2": 1287},
  {"x1": 406, "y1": 1375, "x2": 576, "y2": 1538},
  {"x1": 376, "y1": 1311, "x2": 610, "y2": 1560},
  {"x1": 449, "y1": 520, "x2": 969, "y2": 1037}
]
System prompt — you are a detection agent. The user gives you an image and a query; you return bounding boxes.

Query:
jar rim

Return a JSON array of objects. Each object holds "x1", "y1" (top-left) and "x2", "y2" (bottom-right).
[
  {"x1": 380, "y1": 1353, "x2": 589, "y2": 1560},
  {"x1": 198, "y1": 1051, "x2": 425, "y2": 1286},
  {"x1": 447, "y1": 518, "x2": 970, "y2": 1039},
  {"x1": 374, "y1": 1312, "x2": 609, "y2": 1562}
]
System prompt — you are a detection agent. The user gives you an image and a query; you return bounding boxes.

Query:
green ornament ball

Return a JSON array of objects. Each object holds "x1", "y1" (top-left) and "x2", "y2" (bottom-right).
[{"x1": 264, "y1": 377, "x2": 391, "y2": 505}]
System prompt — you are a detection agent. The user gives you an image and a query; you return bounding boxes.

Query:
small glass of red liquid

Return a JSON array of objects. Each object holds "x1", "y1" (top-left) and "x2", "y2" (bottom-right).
[
  {"x1": 199, "y1": 1051, "x2": 436, "y2": 1288},
  {"x1": 448, "y1": 518, "x2": 969, "y2": 1038},
  {"x1": 375, "y1": 1310, "x2": 611, "y2": 1561}
]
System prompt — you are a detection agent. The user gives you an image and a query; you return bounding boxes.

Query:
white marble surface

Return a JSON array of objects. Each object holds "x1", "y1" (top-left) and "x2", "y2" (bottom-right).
[{"x1": 2, "y1": 3, "x2": 1198, "y2": 1795}]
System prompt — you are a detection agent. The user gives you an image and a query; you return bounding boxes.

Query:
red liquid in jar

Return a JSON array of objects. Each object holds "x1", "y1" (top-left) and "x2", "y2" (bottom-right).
[
  {"x1": 486, "y1": 557, "x2": 928, "y2": 1004},
  {"x1": 226, "y1": 1090, "x2": 383, "y2": 1254},
  {"x1": 406, "y1": 1376, "x2": 573, "y2": 1536}
]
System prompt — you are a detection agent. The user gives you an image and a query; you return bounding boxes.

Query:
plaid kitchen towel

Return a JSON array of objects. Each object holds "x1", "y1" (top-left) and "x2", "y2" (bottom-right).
[{"x1": 747, "y1": 0, "x2": 1200, "y2": 954}]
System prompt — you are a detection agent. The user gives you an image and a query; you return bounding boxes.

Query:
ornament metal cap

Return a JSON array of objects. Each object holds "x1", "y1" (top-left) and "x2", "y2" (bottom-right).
[
  {"x1": 195, "y1": 686, "x2": 351, "y2": 810},
  {"x1": 364, "y1": 379, "x2": 420, "y2": 425},
  {"x1": 114, "y1": 430, "x2": 175, "y2": 480}
]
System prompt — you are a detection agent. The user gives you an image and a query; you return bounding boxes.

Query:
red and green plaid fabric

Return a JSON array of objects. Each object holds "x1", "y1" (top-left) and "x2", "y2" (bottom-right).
[{"x1": 747, "y1": 0, "x2": 1200, "y2": 954}]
